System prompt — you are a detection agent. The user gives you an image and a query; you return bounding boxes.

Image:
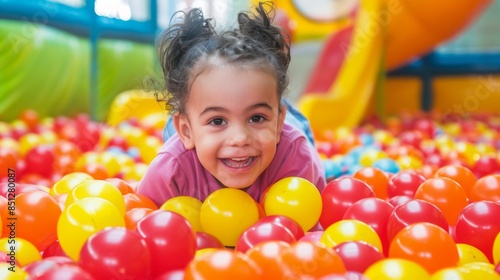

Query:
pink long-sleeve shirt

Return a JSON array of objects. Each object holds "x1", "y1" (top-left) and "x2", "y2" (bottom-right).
[{"x1": 137, "y1": 123, "x2": 326, "y2": 207}]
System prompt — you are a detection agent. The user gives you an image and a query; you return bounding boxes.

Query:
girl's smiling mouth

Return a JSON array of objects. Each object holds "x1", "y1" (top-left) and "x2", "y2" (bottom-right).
[{"x1": 222, "y1": 157, "x2": 255, "y2": 168}]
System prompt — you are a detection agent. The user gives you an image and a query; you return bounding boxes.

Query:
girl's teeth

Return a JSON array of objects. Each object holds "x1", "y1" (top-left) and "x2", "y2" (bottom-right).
[
  {"x1": 231, "y1": 157, "x2": 248, "y2": 161},
  {"x1": 224, "y1": 157, "x2": 253, "y2": 167}
]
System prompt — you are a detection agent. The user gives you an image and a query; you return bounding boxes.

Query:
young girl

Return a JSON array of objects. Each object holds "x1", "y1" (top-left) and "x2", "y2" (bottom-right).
[{"x1": 137, "y1": 3, "x2": 326, "y2": 206}]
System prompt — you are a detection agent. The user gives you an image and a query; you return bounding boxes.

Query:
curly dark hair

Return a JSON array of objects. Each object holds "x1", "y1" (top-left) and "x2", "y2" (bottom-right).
[{"x1": 154, "y1": 1, "x2": 291, "y2": 114}]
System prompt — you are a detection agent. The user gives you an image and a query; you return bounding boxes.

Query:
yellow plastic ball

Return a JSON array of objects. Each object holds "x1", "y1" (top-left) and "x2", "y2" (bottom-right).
[
  {"x1": 97, "y1": 152, "x2": 121, "y2": 177},
  {"x1": 65, "y1": 180, "x2": 126, "y2": 215},
  {"x1": 139, "y1": 136, "x2": 162, "y2": 164},
  {"x1": 0, "y1": 237, "x2": 41, "y2": 267},
  {"x1": 50, "y1": 172, "x2": 94, "y2": 196},
  {"x1": 0, "y1": 263, "x2": 29, "y2": 279},
  {"x1": 57, "y1": 197, "x2": 125, "y2": 261},
  {"x1": 431, "y1": 267, "x2": 466, "y2": 280},
  {"x1": 456, "y1": 243, "x2": 490, "y2": 266},
  {"x1": 200, "y1": 188, "x2": 259, "y2": 247},
  {"x1": 160, "y1": 196, "x2": 203, "y2": 232},
  {"x1": 457, "y1": 263, "x2": 500, "y2": 280},
  {"x1": 396, "y1": 155, "x2": 423, "y2": 170},
  {"x1": 263, "y1": 177, "x2": 322, "y2": 232},
  {"x1": 320, "y1": 219, "x2": 383, "y2": 253},
  {"x1": 18, "y1": 133, "x2": 42, "y2": 156},
  {"x1": 360, "y1": 149, "x2": 388, "y2": 167},
  {"x1": 493, "y1": 231, "x2": 500, "y2": 264},
  {"x1": 122, "y1": 163, "x2": 149, "y2": 181},
  {"x1": 365, "y1": 258, "x2": 430, "y2": 280}
]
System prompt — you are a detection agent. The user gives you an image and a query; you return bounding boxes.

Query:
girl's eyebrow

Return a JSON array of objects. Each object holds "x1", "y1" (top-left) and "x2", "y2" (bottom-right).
[
  {"x1": 247, "y1": 103, "x2": 273, "y2": 112},
  {"x1": 200, "y1": 103, "x2": 273, "y2": 116},
  {"x1": 200, "y1": 106, "x2": 228, "y2": 117}
]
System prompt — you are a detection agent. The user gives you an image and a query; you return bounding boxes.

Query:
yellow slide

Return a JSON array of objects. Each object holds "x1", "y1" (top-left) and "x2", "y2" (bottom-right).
[
  {"x1": 298, "y1": 0, "x2": 384, "y2": 134},
  {"x1": 295, "y1": 0, "x2": 492, "y2": 134}
]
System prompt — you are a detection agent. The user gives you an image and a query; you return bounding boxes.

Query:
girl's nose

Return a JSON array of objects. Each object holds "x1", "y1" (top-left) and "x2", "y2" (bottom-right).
[{"x1": 227, "y1": 125, "x2": 251, "y2": 146}]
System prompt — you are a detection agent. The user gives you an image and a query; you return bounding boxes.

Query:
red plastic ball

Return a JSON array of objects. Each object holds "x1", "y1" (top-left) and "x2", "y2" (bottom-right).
[
  {"x1": 79, "y1": 227, "x2": 151, "y2": 279},
  {"x1": 387, "y1": 170, "x2": 426, "y2": 198},
  {"x1": 455, "y1": 201, "x2": 500, "y2": 263},
  {"x1": 135, "y1": 210, "x2": 196, "y2": 278},
  {"x1": 319, "y1": 177, "x2": 375, "y2": 229}
]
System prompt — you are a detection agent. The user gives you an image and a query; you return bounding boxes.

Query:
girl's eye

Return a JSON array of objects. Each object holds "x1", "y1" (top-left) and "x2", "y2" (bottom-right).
[
  {"x1": 209, "y1": 118, "x2": 226, "y2": 126},
  {"x1": 249, "y1": 115, "x2": 266, "y2": 123}
]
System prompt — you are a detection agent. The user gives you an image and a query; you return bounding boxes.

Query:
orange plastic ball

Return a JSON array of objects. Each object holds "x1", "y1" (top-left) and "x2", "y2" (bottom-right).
[
  {"x1": 435, "y1": 164, "x2": 477, "y2": 199},
  {"x1": 469, "y1": 175, "x2": 500, "y2": 202},
  {"x1": 414, "y1": 177, "x2": 468, "y2": 225},
  {"x1": 389, "y1": 222, "x2": 459, "y2": 274},
  {"x1": 353, "y1": 167, "x2": 390, "y2": 199},
  {"x1": 279, "y1": 241, "x2": 346, "y2": 278}
]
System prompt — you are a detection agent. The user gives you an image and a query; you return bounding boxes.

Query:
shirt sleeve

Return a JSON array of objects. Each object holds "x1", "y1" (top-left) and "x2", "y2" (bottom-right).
[
  {"x1": 270, "y1": 136, "x2": 326, "y2": 193},
  {"x1": 136, "y1": 153, "x2": 187, "y2": 207}
]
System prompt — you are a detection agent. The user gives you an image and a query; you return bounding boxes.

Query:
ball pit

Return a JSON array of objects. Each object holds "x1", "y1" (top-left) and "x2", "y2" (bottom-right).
[{"x1": 1, "y1": 110, "x2": 500, "y2": 278}]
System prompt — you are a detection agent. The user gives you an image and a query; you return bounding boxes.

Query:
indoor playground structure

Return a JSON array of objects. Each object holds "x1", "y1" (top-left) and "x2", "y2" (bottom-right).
[{"x1": 1, "y1": 0, "x2": 500, "y2": 279}]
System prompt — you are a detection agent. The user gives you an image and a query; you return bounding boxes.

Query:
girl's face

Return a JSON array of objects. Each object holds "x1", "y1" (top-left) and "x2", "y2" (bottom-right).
[{"x1": 174, "y1": 65, "x2": 285, "y2": 189}]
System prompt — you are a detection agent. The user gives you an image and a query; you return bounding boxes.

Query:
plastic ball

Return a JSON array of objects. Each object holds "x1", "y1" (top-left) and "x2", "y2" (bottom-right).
[
  {"x1": 469, "y1": 174, "x2": 500, "y2": 202},
  {"x1": 387, "y1": 199, "x2": 449, "y2": 245},
  {"x1": 184, "y1": 249, "x2": 261, "y2": 280},
  {"x1": 200, "y1": 188, "x2": 258, "y2": 247},
  {"x1": 389, "y1": 222, "x2": 459, "y2": 274},
  {"x1": 235, "y1": 221, "x2": 296, "y2": 253},
  {"x1": 196, "y1": 232, "x2": 224, "y2": 250},
  {"x1": 0, "y1": 237, "x2": 41, "y2": 267},
  {"x1": 353, "y1": 167, "x2": 390, "y2": 199},
  {"x1": 279, "y1": 241, "x2": 346, "y2": 278},
  {"x1": 333, "y1": 241, "x2": 384, "y2": 273},
  {"x1": 414, "y1": 177, "x2": 468, "y2": 225},
  {"x1": 65, "y1": 179, "x2": 126, "y2": 215},
  {"x1": 458, "y1": 263, "x2": 500, "y2": 279},
  {"x1": 124, "y1": 207, "x2": 154, "y2": 231},
  {"x1": 135, "y1": 210, "x2": 196, "y2": 278},
  {"x1": 321, "y1": 219, "x2": 383, "y2": 253},
  {"x1": 79, "y1": 227, "x2": 151, "y2": 280},
  {"x1": 365, "y1": 258, "x2": 430, "y2": 279},
  {"x1": 387, "y1": 170, "x2": 426, "y2": 198},
  {"x1": 28, "y1": 263, "x2": 95, "y2": 279},
  {"x1": 494, "y1": 231, "x2": 500, "y2": 264},
  {"x1": 23, "y1": 144, "x2": 55, "y2": 177},
  {"x1": 472, "y1": 156, "x2": 500, "y2": 179},
  {"x1": 0, "y1": 263, "x2": 29, "y2": 279},
  {"x1": 160, "y1": 196, "x2": 203, "y2": 232},
  {"x1": 455, "y1": 201, "x2": 500, "y2": 263},
  {"x1": 319, "y1": 177, "x2": 375, "y2": 229},
  {"x1": 372, "y1": 158, "x2": 401, "y2": 174},
  {"x1": 22, "y1": 256, "x2": 74, "y2": 277},
  {"x1": 123, "y1": 193, "x2": 159, "y2": 211},
  {"x1": 57, "y1": 197, "x2": 125, "y2": 261},
  {"x1": 49, "y1": 172, "x2": 93, "y2": 196},
  {"x1": 263, "y1": 177, "x2": 322, "y2": 232},
  {"x1": 256, "y1": 215, "x2": 305, "y2": 240},
  {"x1": 359, "y1": 149, "x2": 388, "y2": 167},
  {"x1": 1, "y1": 190, "x2": 61, "y2": 252},
  {"x1": 456, "y1": 243, "x2": 490, "y2": 266},
  {"x1": 105, "y1": 178, "x2": 134, "y2": 194},
  {"x1": 434, "y1": 164, "x2": 477, "y2": 198},
  {"x1": 343, "y1": 197, "x2": 394, "y2": 256},
  {"x1": 245, "y1": 241, "x2": 292, "y2": 280},
  {"x1": 323, "y1": 159, "x2": 344, "y2": 179}
]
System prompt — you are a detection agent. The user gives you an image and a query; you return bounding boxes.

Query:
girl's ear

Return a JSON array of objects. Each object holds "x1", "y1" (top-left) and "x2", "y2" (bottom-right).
[
  {"x1": 173, "y1": 114, "x2": 195, "y2": 149},
  {"x1": 276, "y1": 105, "x2": 286, "y2": 143}
]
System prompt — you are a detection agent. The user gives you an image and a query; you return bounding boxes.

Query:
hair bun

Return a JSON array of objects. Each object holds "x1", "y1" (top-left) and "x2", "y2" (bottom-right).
[
  {"x1": 237, "y1": 2, "x2": 290, "y2": 69},
  {"x1": 157, "y1": 8, "x2": 214, "y2": 74}
]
